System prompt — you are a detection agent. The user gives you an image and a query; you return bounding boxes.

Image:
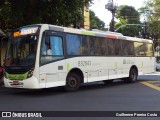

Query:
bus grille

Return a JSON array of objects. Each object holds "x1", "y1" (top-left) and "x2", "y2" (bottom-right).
[{"x1": 6, "y1": 69, "x2": 27, "y2": 74}]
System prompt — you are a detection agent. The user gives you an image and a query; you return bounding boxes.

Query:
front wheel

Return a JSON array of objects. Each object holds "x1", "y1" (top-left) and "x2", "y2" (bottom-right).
[{"x1": 64, "y1": 72, "x2": 81, "y2": 92}]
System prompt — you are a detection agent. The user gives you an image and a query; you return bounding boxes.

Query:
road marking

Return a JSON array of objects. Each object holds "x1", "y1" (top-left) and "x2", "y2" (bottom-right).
[{"x1": 141, "y1": 81, "x2": 160, "y2": 91}]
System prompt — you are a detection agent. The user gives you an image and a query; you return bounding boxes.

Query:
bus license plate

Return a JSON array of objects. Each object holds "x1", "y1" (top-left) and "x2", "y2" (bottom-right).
[{"x1": 13, "y1": 80, "x2": 20, "y2": 85}]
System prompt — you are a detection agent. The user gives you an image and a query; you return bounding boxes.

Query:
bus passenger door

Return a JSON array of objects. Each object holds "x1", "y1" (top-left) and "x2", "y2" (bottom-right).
[{"x1": 39, "y1": 31, "x2": 66, "y2": 88}]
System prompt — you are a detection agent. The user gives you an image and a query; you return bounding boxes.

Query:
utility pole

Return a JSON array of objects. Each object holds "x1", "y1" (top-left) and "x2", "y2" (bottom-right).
[
  {"x1": 143, "y1": 9, "x2": 149, "y2": 39},
  {"x1": 105, "y1": 0, "x2": 118, "y2": 32},
  {"x1": 143, "y1": 21, "x2": 148, "y2": 39}
]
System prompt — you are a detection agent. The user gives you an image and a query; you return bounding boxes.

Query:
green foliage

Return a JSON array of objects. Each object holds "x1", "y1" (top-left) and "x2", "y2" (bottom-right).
[
  {"x1": 115, "y1": 5, "x2": 141, "y2": 37},
  {"x1": 0, "y1": 0, "x2": 93, "y2": 35},
  {"x1": 90, "y1": 10, "x2": 105, "y2": 30},
  {"x1": 140, "y1": 0, "x2": 160, "y2": 47}
]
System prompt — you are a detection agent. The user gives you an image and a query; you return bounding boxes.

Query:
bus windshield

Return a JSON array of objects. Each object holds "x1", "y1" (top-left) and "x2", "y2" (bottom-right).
[{"x1": 5, "y1": 35, "x2": 38, "y2": 67}]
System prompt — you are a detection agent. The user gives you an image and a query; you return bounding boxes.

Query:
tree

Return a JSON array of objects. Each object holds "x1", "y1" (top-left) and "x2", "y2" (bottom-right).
[
  {"x1": 0, "y1": 0, "x2": 93, "y2": 35},
  {"x1": 115, "y1": 5, "x2": 142, "y2": 37},
  {"x1": 139, "y1": 0, "x2": 160, "y2": 49},
  {"x1": 90, "y1": 10, "x2": 105, "y2": 30}
]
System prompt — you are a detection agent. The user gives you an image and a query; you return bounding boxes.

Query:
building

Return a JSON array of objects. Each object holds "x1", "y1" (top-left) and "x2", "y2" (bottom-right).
[{"x1": 84, "y1": 5, "x2": 90, "y2": 30}]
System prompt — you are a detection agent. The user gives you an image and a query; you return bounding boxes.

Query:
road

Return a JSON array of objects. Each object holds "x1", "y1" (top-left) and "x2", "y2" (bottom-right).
[{"x1": 0, "y1": 72, "x2": 160, "y2": 119}]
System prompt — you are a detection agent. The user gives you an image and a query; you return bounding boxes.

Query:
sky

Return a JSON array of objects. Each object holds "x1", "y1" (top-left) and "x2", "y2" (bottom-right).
[{"x1": 90, "y1": 0, "x2": 147, "y2": 27}]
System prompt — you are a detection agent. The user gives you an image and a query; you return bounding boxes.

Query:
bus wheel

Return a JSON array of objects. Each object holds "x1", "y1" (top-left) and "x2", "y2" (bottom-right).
[
  {"x1": 64, "y1": 72, "x2": 81, "y2": 92},
  {"x1": 128, "y1": 68, "x2": 138, "y2": 83}
]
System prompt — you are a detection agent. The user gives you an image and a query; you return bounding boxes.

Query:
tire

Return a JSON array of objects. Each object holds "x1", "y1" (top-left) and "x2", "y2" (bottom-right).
[
  {"x1": 127, "y1": 68, "x2": 138, "y2": 83},
  {"x1": 64, "y1": 72, "x2": 81, "y2": 92}
]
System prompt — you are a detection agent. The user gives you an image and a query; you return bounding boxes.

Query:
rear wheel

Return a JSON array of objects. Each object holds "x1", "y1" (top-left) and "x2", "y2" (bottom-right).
[
  {"x1": 127, "y1": 68, "x2": 138, "y2": 83},
  {"x1": 64, "y1": 72, "x2": 81, "y2": 92}
]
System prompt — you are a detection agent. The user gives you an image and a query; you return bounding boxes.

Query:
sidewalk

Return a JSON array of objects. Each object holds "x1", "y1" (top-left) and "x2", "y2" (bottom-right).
[{"x1": 138, "y1": 72, "x2": 160, "y2": 81}]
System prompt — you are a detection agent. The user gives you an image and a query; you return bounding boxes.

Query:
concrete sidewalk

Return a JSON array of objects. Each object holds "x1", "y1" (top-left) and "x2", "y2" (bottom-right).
[{"x1": 138, "y1": 72, "x2": 160, "y2": 81}]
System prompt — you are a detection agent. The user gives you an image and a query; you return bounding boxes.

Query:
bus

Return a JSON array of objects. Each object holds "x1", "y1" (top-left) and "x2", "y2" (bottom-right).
[{"x1": 3, "y1": 24, "x2": 155, "y2": 91}]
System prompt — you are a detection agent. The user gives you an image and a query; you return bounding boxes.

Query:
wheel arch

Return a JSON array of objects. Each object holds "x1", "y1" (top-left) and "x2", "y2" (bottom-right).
[
  {"x1": 67, "y1": 68, "x2": 84, "y2": 83},
  {"x1": 129, "y1": 65, "x2": 138, "y2": 76}
]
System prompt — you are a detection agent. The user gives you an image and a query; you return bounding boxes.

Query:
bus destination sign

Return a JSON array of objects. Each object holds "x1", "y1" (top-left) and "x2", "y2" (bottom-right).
[{"x1": 13, "y1": 26, "x2": 38, "y2": 37}]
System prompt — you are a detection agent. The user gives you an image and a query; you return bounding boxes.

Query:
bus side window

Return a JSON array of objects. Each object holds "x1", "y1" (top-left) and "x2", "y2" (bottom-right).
[
  {"x1": 66, "y1": 34, "x2": 80, "y2": 55},
  {"x1": 115, "y1": 39, "x2": 121, "y2": 55},
  {"x1": 50, "y1": 36, "x2": 63, "y2": 55},
  {"x1": 107, "y1": 39, "x2": 115, "y2": 55},
  {"x1": 40, "y1": 35, "x2": 64, "y2": 65},
  {"x1": 41, "y1": 36, "x2": 47, "y2": 55},
  {"x1": 144, "y1": 43, "x2": 153, "y2": 57},
  {"x1": 134, "y1": 42, "x2": 145, "y2": 56},
  {"x1": 122, "y1": 41, "x2": 134, "y2": 56},
  {"x1": 41, "y1": 36, "x2": 63, "y2": 56}
]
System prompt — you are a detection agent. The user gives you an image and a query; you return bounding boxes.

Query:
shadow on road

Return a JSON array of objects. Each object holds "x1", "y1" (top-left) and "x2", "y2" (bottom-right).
[
  {"x1": 0, "y1": 80, "x2": 136, "y2": 96},
  {"x1": 1, "y1": 74, "x2": 160, "y2": 97}
]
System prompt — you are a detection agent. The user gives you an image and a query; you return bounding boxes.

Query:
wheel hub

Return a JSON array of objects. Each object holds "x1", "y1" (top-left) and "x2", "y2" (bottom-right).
[{"x1": 68, "y1": 77, "x2": 77, "y2": 88}]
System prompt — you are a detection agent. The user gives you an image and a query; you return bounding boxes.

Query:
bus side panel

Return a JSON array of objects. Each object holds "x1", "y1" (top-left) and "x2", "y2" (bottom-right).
[
  {"x1": 143, "y1": 57, "x2": 155, "y2": 74},
  {"x1": 39, "y1": 60, "x2": 66, "y2": 88},
  {"x1": 66, "y1": 57, "x2": 135, "y2": 83},
  {"x1": 107, "y1": 57, "x2": 135, "y2": 79},
  {"x1": 65, "y1": 57, "x2": 109, "y2": 83},
  {"x1": 135, "y1": 57, "x2": 155, "y2": 75}
]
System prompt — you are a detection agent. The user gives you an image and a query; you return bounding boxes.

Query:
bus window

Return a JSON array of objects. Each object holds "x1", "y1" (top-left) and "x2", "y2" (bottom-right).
[
  {"x1": 90, "y1": 37, "x2": 101, "y2": 55},
  {"x1": 50, "y1": 36, "x2": 63, "y2": 55},
  {"x1": 134, "y1": 42, "x2": 145, "y2": 56},
  {"x1": 107, "y1": 39, "x2": 115, "y2": 55},
  {"x1": 79, "y1": 36, "x2": 89, "y2": 55},
  {"x1": 40, "y1": 35, "x2": 64, "y2": 65},
  {"x1": 99, "y1": 38, "x2": 108, "y2": 55},
  {"x1": 41, "y1": 36, "x2": 47, "y2": 55},
  {"x1": 66, "y1": 34, "x2": 81, "y2": 55},
  {"x1": 144, "y1": 43, "x2": 154, "y2": 57},
  {"x1": 115, "y1": 39, "x2": 122, "y2": 55},
  {"x1": 66, "y1": 34, "x2": 89, "y2": 55},
  {"x1": 122, "y1": 41, "x2": 134, "y2": 56}
]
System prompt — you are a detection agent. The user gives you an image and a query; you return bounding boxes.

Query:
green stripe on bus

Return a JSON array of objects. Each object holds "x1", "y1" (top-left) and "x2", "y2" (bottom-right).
[
  {"x1": 142, "y1": 62, "x2": 144, "y2": 67},
  {"x1": 115, "y1": 62, "x2": 118, "y2": 69},
  {"x1": 66, "y1": 63, "x2": 70, "y2": 72},
  {"x1": 81, "y1": 31, "x2": 95, "y2": 36},
  {"x1": 6, "y1": 72, "x2": 28, "y2": 80}
]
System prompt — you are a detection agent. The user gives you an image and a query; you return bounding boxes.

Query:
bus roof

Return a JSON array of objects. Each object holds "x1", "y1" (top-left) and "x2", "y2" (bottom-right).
[
  {"x1": 126, "y1": 36, "x2": 153, "y2": 43},
  {"x1": 25, "y1": 24, "x2": 153, "y2": 43}
]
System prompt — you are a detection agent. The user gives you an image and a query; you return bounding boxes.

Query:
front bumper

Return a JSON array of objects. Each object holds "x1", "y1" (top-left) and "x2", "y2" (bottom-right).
[{"x1": 4, "y1": 76, "x2": 39, "y2": 89}]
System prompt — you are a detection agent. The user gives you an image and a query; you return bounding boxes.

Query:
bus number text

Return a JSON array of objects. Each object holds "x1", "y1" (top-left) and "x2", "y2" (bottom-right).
[{"x1": 78, "y1": 61, "x2": 91, "y2": 66}]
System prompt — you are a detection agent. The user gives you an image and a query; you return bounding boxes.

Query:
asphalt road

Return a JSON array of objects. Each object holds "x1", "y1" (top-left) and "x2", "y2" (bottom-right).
[{"x1": 0, "y1": 73, "x2": 160, "y2": 119}]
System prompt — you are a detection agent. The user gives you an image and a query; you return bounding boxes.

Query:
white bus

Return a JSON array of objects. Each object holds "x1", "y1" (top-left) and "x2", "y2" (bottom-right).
[{"x1": 4, "y1": 24, "x2": 155, "y2": 91}]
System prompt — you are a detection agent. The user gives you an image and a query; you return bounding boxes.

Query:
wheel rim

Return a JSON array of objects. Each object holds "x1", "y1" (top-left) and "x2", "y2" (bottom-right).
[{"x1": 68, "y1": 76, "x2": 77, "y2": 88}]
